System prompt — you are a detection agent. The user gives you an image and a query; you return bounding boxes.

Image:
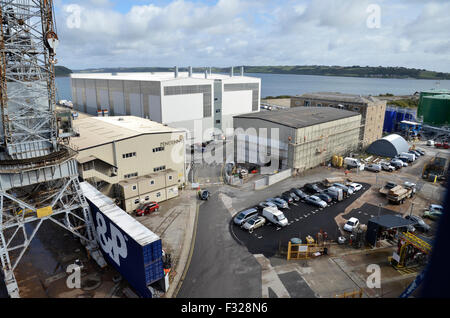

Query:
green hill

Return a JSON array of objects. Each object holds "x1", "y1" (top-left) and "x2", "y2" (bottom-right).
[{"x1": 55, "y1": 66, "x2": 72, "y2": 77}]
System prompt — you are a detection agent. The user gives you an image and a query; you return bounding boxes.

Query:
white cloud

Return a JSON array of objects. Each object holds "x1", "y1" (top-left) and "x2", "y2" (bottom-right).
[{"x1": 55, "y1": 0, "x2": 450, "y2": 72}]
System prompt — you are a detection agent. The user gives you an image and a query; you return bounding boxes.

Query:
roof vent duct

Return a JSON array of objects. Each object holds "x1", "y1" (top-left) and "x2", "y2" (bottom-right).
[
  {"x1": 205, "y1": 69, "x2": 208, "y2": 79},
  {"x1": 188, "y1": 66, "x2": 192, "y2": 77},
  {"x1": 174, "y1": 66, "x2": 179, "y2": 78},
  {"x1": 230, "y1": 66, "x2": 234, "y2": 77},
  {"x1": 241, "y1": 66, "x2": 244, "y2": 76}
]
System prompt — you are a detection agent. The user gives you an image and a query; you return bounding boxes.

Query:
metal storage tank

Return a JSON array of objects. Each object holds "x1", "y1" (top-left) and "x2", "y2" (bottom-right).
[
  {"x1": 418, "y1": 89, "x2": 450, "y2": 117},
  {"x1": 421, "y1": 94, "x2": 450, "y2": 126}
]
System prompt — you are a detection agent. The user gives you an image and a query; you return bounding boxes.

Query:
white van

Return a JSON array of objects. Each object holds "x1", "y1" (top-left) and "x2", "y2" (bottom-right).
[
  {"x1": 262, "y1": 207, "x2": 288, "y2": 227},
  {"x1": 344, "y1": 157, "x2": 361, "y2": 168},
  {"x1": 400, "y1": 152, "x2": 416, "y2": 162},
  {"x1": 323, "y1": 186, "x2": 344, "y2": 201},
  {"x1": 427, "y1": 140, "x2": 435, "y2": 146}
]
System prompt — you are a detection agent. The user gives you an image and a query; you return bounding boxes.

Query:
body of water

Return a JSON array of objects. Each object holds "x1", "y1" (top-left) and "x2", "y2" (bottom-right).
[{"x1": 55, "y1": 73, "x2": 450, "y2": 101}]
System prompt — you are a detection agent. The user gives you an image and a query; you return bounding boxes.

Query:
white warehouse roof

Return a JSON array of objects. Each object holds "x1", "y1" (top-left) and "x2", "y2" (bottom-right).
[
  {"x1": 72, "y1": 116, "x2": 186, "y2": 150},
  {"x1": 71, "y1": 72, "x2": 260, "y2": 83}
]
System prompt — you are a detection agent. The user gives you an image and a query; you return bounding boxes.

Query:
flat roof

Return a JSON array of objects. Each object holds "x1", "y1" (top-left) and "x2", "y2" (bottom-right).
[
  {"x1": 295, "y1": 92, "x2": 382, "y2": 104},
  {"x1": 72, "y1": 116, "x2": 185, "y2": 150},
  {"x1": 71, "y1": 72, "x2": 259, "y2": 82},
  {"x1": 368, "y1": 214, "x2": 415, "y2": 229},
  {"x1": 234, "y1": 107, "x2": 360, "y2": 129}
]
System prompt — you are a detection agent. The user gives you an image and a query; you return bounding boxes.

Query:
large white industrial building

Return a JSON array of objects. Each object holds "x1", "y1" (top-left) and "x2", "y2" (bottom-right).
[{"x1": 70, "y1": 68, "x2": 261, "y2": 142}]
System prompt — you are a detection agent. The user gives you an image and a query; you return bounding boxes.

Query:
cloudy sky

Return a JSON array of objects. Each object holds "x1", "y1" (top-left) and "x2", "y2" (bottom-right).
[{"x1": 53, "y1": 0, "x2": 450, "y2": 72}]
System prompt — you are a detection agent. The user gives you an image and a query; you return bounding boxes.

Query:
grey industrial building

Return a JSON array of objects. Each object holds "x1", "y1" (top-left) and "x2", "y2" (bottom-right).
[
  {"x1": 366, "y1": 134, "x2": 410, "y2": 158},
  {"x1": 233, "y1": 107, "x2": 362, "y2": 171}
]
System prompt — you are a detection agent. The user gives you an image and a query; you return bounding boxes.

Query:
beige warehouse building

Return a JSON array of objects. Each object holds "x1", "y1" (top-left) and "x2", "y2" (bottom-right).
[
  {"x1": 70, "y1": 116, "x2": 186, "y2": 213},
  {"x1": 233, "y1": 107, "x2": 362, "y2": 171},
  {"x1": 290, "y1": 92, "x2": 386, "y2": 147}
]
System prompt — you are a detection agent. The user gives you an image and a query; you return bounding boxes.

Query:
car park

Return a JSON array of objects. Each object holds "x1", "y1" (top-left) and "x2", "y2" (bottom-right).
[
  {"x1": 365, "y1": 163, "x2": 381, "y2": 172},
  {"x1": 262, "y1": 207, "x2": 288, "y2": 227},
  {"x1": 135, "y1": 202, "x2": 159, "y2": 216},
  {"x1": 343, "y1": 217, "x2": 360, "y2": 232},
  {"x1": 348, "y1": 183, "x2": 362, "y2": 192},
  {"x1": 380, "y1": 162, "x2": 395, "y2": 172},
  {"x1": 267, "y1": 197, "x2": 288, "y2": 209},
  {"x1": 332, "y1": 183, "x2": 354, "y2": 195},
  {"x1": 291, "y1": 188, "x2": 308, "y2": 200},
  {"x1": 405, "y1": 215, "x2": 430, "y2": 232},
  {"x1": 242, "y1": 216, "x2": 266, "y2": 231},
  {"x1": 304, "y1": 183, "x2": 322, "y2": 194},
  {"x1": 317, "y1": 192, "x2": 332, "y2": 203},
  {"x1": 233, "y1": 208, "x2": 259, "y2": 226},
  {"x1": 305, "y1": 195, "x2": 327, "y2": 208}
]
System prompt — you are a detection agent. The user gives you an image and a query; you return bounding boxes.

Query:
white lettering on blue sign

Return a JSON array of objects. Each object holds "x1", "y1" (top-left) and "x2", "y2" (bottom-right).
[{"x1": 96, "y1": 212, "x2": 128, "y2": 266}]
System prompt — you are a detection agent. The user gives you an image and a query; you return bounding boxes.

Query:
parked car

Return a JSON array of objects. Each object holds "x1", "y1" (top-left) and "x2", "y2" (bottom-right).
[
  {"x1": 267, "y1": 197, "x2": 288, "y2": 209},
  {"x1": 317, "y1": 192, "x2": 332, "y2": 203},
  {"x1": 280, "y1": 193, "x2": 294, "y2": 204},
  {"x1": 423, "y1": 210, "x2": 442, "y2": 221},
  {"x1": 242, "y1": 216, "x2": 266, "y2": 231},
  {"x1": 415, "y1": 149, "x2": 425, "y2": 156},
  {"x1": 343, "y1": 217, "x2": 360, "y2": 232},
  {"x1": 291, "y1": 188, "x2": 308, "y2": 200},
  {"x1": 234, "y1": 208, "x2": 259, "y2": 226},
  {"x1": 258, "y1": 201, "x2": 278, "y2": 210},
  {"x1": 380, "y1": 162, "x2": 395, "y2": 172},
  {"x1": 399, "y1": 153, "x2": 414, "y2": 163},
  {"x1": 390, "y1": 159, "x2": 404, "y2": 169},
  {"x1": 323, "y1": 186, "x2": 344, "y2": 201},
  {"x1": 365, "y1": 163, "x2": 381, "y2": 172},
  {"x1": 284, "y1": 191, "x2": 300, "y2": 202},
  {"x1": 135, "y1": 202, "x2": 159, "y2": 216},
  {"x1": 344, "y1": 157, "x2": 361, "y2": 168},
  {"x1": 405, "y1": 215, "x2": 430, "y2": 232},
  {"x1": 305, "y1": 195, "x2": 327, "y2": 208},
  {"x1": 397, "y1": 156, "x2": 410, "y2": 164},
  {"x1": 348, "y1": 183, "x2": 362, "y2": 192},
  {"x1": 409, "y1": 150, "x2": 421, "y2": 157},
  {"x1": 429, "y1": 204, "x2": 444, "y2": 213},
  {"x1": 332, "y1": 183, "x2": 354, "y2": 195},
  {"x1": 262, "y1": 207, "x2": 288, "y2": 227},
  {"x1": 304, "y1": 183, "x2": 322, "y2": 194},
  {"x1": 426, "y1": 140, "x2": 434, "y2": 147}
]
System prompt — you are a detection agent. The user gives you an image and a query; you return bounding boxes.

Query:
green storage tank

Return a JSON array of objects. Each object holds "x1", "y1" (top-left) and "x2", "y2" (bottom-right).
[
  {"x1": 418, "y1": 89, "x2": 450, "y2": 117},
  {"x1": 421, "y1": 94, "x2": 450, "y2": 126}
]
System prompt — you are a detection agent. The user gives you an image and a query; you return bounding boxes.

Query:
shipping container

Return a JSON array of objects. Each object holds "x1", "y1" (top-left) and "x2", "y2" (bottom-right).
[{"x1": 80, "y1": 182, "x2": 164, "y2": 298}]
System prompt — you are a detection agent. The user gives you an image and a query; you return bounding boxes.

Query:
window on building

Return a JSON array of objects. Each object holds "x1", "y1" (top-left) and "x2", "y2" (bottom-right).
[
  {"x1": 134, "y1": 199, "x2": 140, "y2": 204},
  {"x1": 215, "y1": 109, "x2": 221, "y2": 113},
  {"x1": 132, "y1": 185, "x2": 137, "y2": 191},
  {"x1": 150, "y1": 180, "x2": 155, "y2": 185},
  {"x1": 153, "y1": 166, "x2": 166, "y2": 172},
  {"x1": 122, "y1": 152, "x2": 136, "y2": 159},
  {"x1": 156, "y1": 192, "x2": 161, "y2": 198},
  {"x1": 152, "y1": 147, "x2": 165, "y2": 153},
  {"x1": 168, "y1": 176, "x2": 173, "y2": 180},
  {"x1": 145, "y1": 196, "x2": 149, "y2": 201},
  {"x1": 124, "y1": 172, "x2": 138, "y2": 179},
  {"x1": 216, "y1": 120, "x2": 221, "y2": 124},
  {"x1": 317, "y1": 103, "x2": 322, "y2": 107}
]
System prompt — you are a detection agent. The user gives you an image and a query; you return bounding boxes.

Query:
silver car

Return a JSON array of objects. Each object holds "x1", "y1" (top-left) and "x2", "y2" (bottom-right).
[
  {"x1": 242, "y1": 216, "x2": 266, "y2": 231},
  {"x1": 267, "y1": 197, "x2": 288, "y2": 209}
]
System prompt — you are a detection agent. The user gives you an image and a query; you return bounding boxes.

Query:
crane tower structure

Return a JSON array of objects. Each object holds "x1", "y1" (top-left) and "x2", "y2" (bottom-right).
[{"x1": 0, "y1": 0, "x2": 105, "y2": 298}]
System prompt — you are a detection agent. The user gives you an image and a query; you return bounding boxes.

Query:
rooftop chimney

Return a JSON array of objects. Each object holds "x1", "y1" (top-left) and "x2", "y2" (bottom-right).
[
  {"x1": 230, "y1": 66, "x2": 234, "y2": 77},
  {"x1": 188, "y1": 66, "x2": 192, "y2": 77},
  {"x1": 240, "y1": 66, "x2": 244, "y2": 76},
  {"x1": 174, "y1": 66, "x2": 179, "y2": 78}
]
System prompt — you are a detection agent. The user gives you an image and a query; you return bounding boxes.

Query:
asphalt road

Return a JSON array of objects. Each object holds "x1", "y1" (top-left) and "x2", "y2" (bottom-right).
[
  {"x1": 177, "y1": 188, "x2": 261, "y2": 298},
  {"x1": 231, "y1": 183, "x2": 371, "y2": 257}
]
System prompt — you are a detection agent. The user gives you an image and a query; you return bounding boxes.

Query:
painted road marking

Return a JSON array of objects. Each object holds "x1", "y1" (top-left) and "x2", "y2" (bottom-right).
[
  {"x1": 276, "y1": 227, "x2": 281, "y2": 231},
  {"x1": 358, "y1": 211, "x2": 362, "y2": 214},
  {"x1": 371, "y1": 215, "x2": 375, "y2": 217},
  {"x1": 364, "y1": 213, "x2": 368, "y2": 215}
]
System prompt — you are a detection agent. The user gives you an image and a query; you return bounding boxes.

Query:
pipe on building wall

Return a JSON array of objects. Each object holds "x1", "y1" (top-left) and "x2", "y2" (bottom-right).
[
  {"x1": 230, "y1": 67, "x2": 234, "y2": 77},
  {"x1": 175, "y1": 66, "x2": 179, "y2": 78}
]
